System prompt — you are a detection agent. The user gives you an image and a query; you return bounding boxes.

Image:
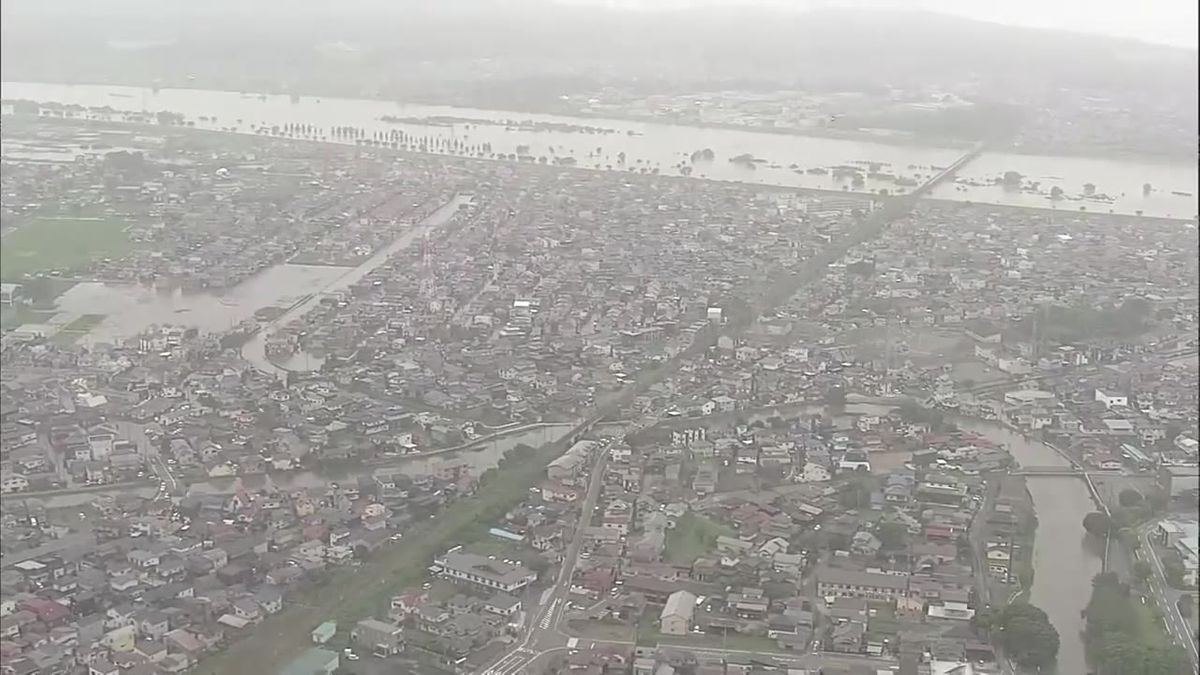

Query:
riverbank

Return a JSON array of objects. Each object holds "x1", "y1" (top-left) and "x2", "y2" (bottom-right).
[
  {"x1": 4, "y1": 81, "x2": 1195, "y2": 218},
  {"x1": 8, "y1": 75, "x2": 1194, "y2": 165}
]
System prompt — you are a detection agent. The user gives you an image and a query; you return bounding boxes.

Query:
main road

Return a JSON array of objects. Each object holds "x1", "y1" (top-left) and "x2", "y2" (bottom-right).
[
  {"x1": 1138, "y1": 522, "x2": 1200, "y2": 674},
  {"x1": 483, "y1": 434, "x2": 617, "y2": 675}
]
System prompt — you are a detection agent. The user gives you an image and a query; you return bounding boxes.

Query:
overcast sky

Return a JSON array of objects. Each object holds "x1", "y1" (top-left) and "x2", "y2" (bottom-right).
[{"x1": 562, "y1": 0, "x2": 1200, "y2": 48}]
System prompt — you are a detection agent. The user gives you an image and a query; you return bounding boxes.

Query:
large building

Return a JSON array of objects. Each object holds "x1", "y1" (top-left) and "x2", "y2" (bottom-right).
[
  {"x1": 432, "y1": 549, "x2": 537, "y2": 593},
  {"x1": 816, "y1": 566, "x2": 910, "y2": 601},
  {"x1": 1160, "y1": 465, "x2": 1200, "y2": 499},
  {"x1": 659, "y1": 590, "x2": 697, "y2": 636},
  {"x1": 547, "y1": 441, "x2": 596, "y2": 482},
  {"x1": 1155, "y1": 519, "x2": 1199, "y2": 586}
]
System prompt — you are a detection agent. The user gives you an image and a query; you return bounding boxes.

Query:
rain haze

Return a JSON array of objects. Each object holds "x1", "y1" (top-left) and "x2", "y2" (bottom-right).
[{"x1": 0, "y1": 3, "x2": 1197, "y2": 675}]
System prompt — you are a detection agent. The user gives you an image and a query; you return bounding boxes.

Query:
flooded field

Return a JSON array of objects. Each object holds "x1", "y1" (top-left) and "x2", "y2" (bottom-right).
[
  {"x1": 3, "y1": 81, "x2": 1195, "y2": 218},
  {"x1": 57, "y1": 264, "x2": 349, "y2": 345}
]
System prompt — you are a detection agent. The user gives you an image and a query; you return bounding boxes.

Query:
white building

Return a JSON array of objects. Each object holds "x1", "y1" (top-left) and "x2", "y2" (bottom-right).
[
  {"x1": 1095, "y1": 389, "x2": 1129, "y2": 410},
  {"x1": 432, "y1": 550, "x2": 536, "y2": 593}
]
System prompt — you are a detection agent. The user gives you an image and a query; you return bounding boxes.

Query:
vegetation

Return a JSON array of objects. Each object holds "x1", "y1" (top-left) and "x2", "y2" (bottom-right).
[
  {"x1": 0, "y1": 217, "x2": 133, "y2": 280},
  {"x1": 1084, "y1": 572, "x2": 1190, "y2": 675},
  {"x1": 51, "y1": 313, "x2": 107, "y2": 344},
  {"x1": 989, "y1": 601, "x2": 1060, "y2": 669},
  {"x1": 665, "y1": 512, "x2": 735, "y2": 565},
  {"x1": 1177, "y1": 595, "x2": 1193, "y2": 619},
  {"x1": 1015, "y1": 298, "x2": 1153, "y2": 343},
  {"x1": 192, "y1": 438, "x2": 570, "y2": 675},
  {"x1": 1083, "y1": 511, "x2": 1113, "y2": 537},
  {"x1": 838, "y1": 474, "x2": 878, "y2": 510},
  {"x1": 1118, "y1": 488, "x2": 1144, "y2": 508},
  {"x1": 876, "y1": 521, "x2": 909, "y2": 551}
]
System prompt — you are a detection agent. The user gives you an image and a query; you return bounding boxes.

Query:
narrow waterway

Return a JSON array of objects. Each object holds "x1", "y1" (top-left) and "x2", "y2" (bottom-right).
[
  {"x1": 960, "y1": 420, "x2": 1103, "y2": 675},
  {"x1": 25, "y1": 424, "x2": 579, "y2": 510}
]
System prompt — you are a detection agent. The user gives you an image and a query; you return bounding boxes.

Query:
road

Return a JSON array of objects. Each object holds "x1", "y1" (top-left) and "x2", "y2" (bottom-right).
[
  {"x1": 512, "y1": 642, "x2": 903, "y2": 674},
  {"x1": 114, "y1": 420, "x2": 182, "y2": 496},
  {"x1": 1138, "y1": 523, "x2": 1200, "y2": 674},
  {"x1": 483, "y1": 438, "x2": 614, "y2": 675}
]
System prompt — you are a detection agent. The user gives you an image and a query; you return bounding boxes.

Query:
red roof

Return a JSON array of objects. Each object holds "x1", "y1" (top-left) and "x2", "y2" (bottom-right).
[{"x1": 21, "y1": 598, "x2": 70, "y2": 623}]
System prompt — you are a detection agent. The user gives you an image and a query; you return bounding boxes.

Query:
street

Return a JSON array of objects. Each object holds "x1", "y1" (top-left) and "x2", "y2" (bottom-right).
[
  {"x1": 114, "y1": 420, "x2": 182, "y2": 496},
  {"x1": 1138, "y1": 523, "x2": 1200, "y2": 674},
  {"x1": 481, "y1": 438, "x2": 613, "y2": 675}
]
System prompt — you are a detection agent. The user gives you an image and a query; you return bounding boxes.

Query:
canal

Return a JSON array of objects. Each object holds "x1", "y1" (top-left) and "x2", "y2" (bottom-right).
[{"x1": 960, "y1": 420, "x2": 1103, "y2": 675}]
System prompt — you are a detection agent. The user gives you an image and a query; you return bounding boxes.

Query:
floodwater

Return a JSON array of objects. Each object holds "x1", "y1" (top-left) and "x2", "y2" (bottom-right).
[
  {"x1": 184, "y1": 423, "x2": 574, "y2": 497},
  {"x1": 240, "y1": 195, "x2": 471, "y2": 377},
  {"x1": 56, "y1": 264, "x2": 349, "y2": 345},
  {"x1": 928, "y1": 150, "x2": 1199, "y2": 220},
  {"x1": 24, "y1": 423, "x2": 580, "y2": 510},
  {"x1": 5, "y1": 81, "x2": 1193, "y2": 217},
  {"x1": 960, "y1": 420, "x2": 1103, "y2": 675}
]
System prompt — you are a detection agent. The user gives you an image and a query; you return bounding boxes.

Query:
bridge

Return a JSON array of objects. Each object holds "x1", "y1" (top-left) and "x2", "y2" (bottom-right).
[
  {"x1": 1010, "y1": 466, "x2": 1085, "y2": 476},
  {"x1": 916, "y1": 143, "x2": 984, "y2": 197}
]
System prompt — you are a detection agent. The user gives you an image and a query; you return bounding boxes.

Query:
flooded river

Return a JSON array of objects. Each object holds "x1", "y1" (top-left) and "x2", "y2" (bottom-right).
[
  {"x1": 961, "y1": 420, "x2": 1102, "y2": 675},
  {"x1": 3, "y1": 82, "x2": 1195, "y2": 218}
]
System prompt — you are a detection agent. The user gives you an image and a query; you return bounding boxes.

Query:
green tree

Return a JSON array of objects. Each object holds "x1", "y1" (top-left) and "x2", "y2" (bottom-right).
[
  {"x1": 1083, "y1": 512, "x2": 1113, "y2": 538},
  {"x1": 995, "y1": 602, "x2": 1060, "y2": 669},
  {"x1": 1133, "y1": 561, "x2": 1153, "y2": 585},
  {"x1": 876, "y1": 522, "x2": 909, "y2": 551},
  {"x1": 1118, "y1": 489, "x2": 1144, "y2": 508}
]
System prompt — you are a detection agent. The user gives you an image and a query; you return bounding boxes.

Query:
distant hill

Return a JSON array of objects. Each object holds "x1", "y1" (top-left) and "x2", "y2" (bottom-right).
[{"x1": 2, "y1": 1, "x2": 1194, "y2": 102}]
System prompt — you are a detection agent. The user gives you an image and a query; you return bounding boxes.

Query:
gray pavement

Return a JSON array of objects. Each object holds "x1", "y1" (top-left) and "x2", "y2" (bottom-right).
[{"x1": 1139, "y1": 521, "x2": 1200, "y2": 674}]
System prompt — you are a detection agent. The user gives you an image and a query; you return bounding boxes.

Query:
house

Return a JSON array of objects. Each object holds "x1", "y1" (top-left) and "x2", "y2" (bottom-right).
[
  {"x1": 660, "y1": 590, "x2": 697, "y2": 636},
  {"x1": 829, "y1": 620, "x2": 865, "y2": 654},
  {"x1": 232, "y1": 598, "x2": 261, "y2": 624},
  {"x1": 90, "y1": 659, "x2": 119, "y2": 675},
  {"x1": 483, "y1": 593, "x2": 522, "y2": 617},
  {"x1": 1, "y1": 472, "x2": 29, "y2": 493},
  {"x1": 351, "y1": 618, "x2": 404, "y2": 657},
  {"x1": 311, "y1": 621, "x2": 337, "y2": 645},
  {"x1": 254, "y1": 586, "x2": 283, "y2": 615},
  {"x1": 1094, "y1": 389, "x2": 1128, "y2": 410}
]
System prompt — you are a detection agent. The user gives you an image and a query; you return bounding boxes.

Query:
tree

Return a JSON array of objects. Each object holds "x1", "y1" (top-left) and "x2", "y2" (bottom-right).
[
  {"x1": 1119, "y1": 489, "x2": 1145, "y2": 508},
  {"x1": 1083, "y1": 512, "x2": 1112, "y2": 538},
  {"x1": 995, "y1": 602, "x2": 1060, "y2": 669},
  {"x1": 1133, "y1": 561, "x2": 1152, "y2": 585},
  {"x1": 1050, "y1": 185, "x2": 1065, "y2": 200},
  {"x1": 876, "y1": 522, "x2": 909, "y2": 550},
  {"x1": 825, "y1": 387, "x2": 847, "y2": 407}
]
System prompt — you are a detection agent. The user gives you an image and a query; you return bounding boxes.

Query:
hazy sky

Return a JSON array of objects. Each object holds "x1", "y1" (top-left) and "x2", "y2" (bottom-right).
[{"x1": 566, "y1": 0, "x2": 1200, "y2": 48}]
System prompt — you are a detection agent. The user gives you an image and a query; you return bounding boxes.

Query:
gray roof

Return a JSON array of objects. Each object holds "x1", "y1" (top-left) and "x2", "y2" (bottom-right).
[{"x1": 815, "y1": 566, "x2": 910, "y2": 591}]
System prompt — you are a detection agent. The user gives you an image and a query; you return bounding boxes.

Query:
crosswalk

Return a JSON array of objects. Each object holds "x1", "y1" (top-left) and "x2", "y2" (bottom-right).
[
  {"x1": 538, "y1": 599, "x2": 560, "y2": 630},
  {"x1": 483, "y1": 647, "x2": 535, "y2": 675}
]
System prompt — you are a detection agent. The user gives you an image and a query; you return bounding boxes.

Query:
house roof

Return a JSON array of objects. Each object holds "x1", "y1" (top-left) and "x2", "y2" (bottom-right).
[{"x1": 660, "y1": 590, "x2": 697, "y2": 621}]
